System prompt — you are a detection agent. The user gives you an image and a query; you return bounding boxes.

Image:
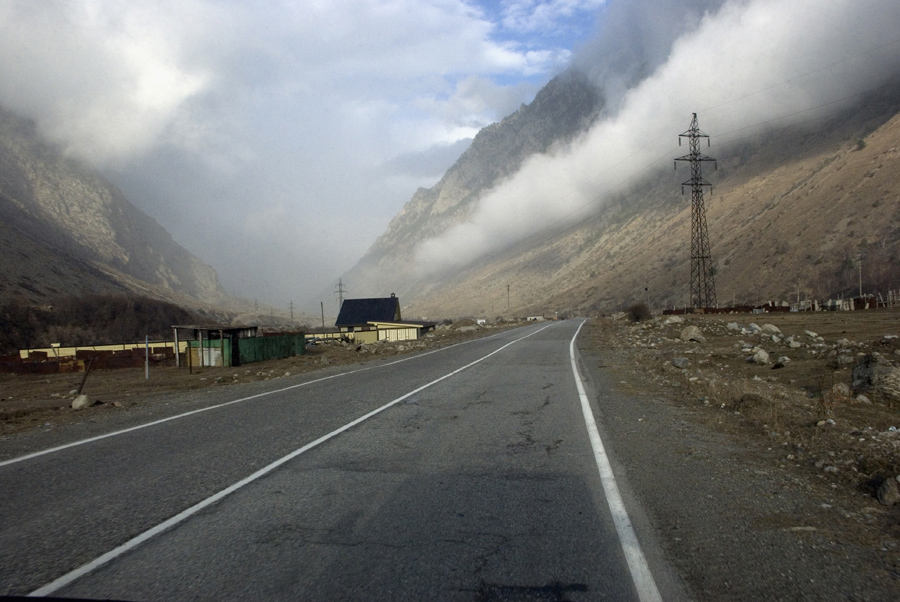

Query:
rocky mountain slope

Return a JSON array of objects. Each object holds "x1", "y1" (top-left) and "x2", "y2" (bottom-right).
[
  {"x1": 0, "y1": 108, "x2": 225, "y2": 306},
  {"x1": 340, "y1": 72, "x2": 900, "y2": 319},
  {"x1": 341, "y1": 70, "x2": 603, "y2": 297}
]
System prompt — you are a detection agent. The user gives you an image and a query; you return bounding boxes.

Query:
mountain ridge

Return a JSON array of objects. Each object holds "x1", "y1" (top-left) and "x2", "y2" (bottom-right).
[
  {"x1": 337, "y1": 71, "x2": 900, "y2": 319},
  {"x1": 0, "y1": 107, "x2": 226, "y2": 307}
]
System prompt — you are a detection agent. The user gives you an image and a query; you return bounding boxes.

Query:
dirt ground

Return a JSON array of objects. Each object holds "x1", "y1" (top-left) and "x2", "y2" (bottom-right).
[
  {"x1": 0, "y1": 322, "x2": 505, "y2": 436},
  {"x1": 582, "y1": 308, "x2": 900, "y2": 565}
]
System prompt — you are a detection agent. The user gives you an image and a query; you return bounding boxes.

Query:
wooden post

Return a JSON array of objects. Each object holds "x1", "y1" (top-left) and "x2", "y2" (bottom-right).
[
  {"x1": 174, "y1": 328, "x2": 180, "y2": 368},
  {"x1": 145, "y1": 335, "x2": 149, "y2": 380}
]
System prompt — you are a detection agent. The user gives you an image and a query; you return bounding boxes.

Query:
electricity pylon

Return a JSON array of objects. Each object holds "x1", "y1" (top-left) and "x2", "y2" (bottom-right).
[
  {"x1": 675, "y1": 113, "x2": 718, "y2": 309},
  {"x1": 335, "y1": 278, "x2": 347, "y2": 309}
]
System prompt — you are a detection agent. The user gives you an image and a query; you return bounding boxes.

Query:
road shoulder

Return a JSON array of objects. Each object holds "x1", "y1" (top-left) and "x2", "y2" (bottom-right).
[{"x1": 577, "y1": 323, "x2": 899, "y2": 601}]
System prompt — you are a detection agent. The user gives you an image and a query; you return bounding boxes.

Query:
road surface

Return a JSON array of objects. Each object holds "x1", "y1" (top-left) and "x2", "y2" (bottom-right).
[{"x1": 0, "y1": 320, "x2": 675, "y2": 600}]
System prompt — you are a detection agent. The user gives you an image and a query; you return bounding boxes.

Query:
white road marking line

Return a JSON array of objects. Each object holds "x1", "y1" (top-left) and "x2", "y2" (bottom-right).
[
  {"x1": 569, "y1": 319, "x2": 662, "y2": 602},
  {"x1": 28, "y1": 323, "x2": 555, "y2": 597},
  {"x1": 0, "y1": 329, "x2": 512, "y2": 468}
]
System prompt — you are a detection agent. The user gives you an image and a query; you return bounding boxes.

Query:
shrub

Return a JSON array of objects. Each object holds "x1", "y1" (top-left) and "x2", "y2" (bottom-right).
[{"x1": 626, "y1": 302, "x2": 652, "y2": 323}]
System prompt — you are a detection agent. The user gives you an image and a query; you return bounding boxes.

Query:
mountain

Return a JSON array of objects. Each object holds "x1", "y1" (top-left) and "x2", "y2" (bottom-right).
[
  {"x1": 0, "y1": 107, "x2": 225, "y2": 306},
  {"x1": 340, "y1": 70, "x2": 603, "y2": 298},
  {"x1": 338, "y1": 71, "x2": 900, "y2": 319}
]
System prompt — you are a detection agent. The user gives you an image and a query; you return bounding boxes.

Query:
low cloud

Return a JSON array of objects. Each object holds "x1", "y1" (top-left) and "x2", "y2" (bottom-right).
[
  {"x1": 383, "y1": 139, "x2": 473, "y2": 180},
  {"x1": 415, "y1": 0, "x2": 900, "y2": 274},
  {"x1": 0, "y1": 0, "x2": 579, "y2": 306}
]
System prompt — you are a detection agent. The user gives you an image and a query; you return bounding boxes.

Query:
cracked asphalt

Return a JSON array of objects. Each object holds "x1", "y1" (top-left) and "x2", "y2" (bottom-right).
[{"x1": 0, "y1": 320, "x2": 681, "y2": 600}]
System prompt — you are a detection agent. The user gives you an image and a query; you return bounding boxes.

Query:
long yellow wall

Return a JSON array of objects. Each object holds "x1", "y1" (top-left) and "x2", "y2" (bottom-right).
[{"x1": 20, "y1": 340, "x2": 188, "y2": 360}]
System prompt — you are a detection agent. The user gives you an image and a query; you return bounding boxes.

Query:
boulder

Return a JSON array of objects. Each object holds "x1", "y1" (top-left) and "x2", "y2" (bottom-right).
[
  {"x1": 680, "y1": 325, "x2": 706, "y2": 343},
  {"x1": 851, "y1": 354, "x2": 900, "y2": 403},
  {"x1": 664, "y1": 315, "x2": 684, "y2": 325},
  {"x1": 726, "y1": 322, "x2": 740, "y2": 331},
  {"x1": 761, "y1": 324, "x2": 781, "y2": 335}
]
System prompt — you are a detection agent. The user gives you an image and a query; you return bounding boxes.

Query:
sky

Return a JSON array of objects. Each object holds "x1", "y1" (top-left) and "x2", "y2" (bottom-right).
[
  {"x1": 415, "y1": 0, "x2": 900, "y2": 275},
  {"x1": 0, "y1": 0, "x2": 605, "y2": 307},
  {"x1": 1, "y1": 1, "x2": 899, "y2": 312}
]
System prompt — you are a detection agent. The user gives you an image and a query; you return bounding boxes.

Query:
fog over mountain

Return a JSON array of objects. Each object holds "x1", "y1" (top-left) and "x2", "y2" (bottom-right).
[
  {"x1": 0, "y1": 0, "x2": 593, "y2": 306},
  {"x1": 412, "y1": 0, "x2": 900, "y2": 278}
]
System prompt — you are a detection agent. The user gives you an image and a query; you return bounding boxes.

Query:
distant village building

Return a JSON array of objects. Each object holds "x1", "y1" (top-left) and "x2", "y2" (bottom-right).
[
  {"x1": 335, "y1": 294, "x2": 435, "y2": 344},
  {"x1": 172, "y1": 324, "x2": 304, "y2": 368}
]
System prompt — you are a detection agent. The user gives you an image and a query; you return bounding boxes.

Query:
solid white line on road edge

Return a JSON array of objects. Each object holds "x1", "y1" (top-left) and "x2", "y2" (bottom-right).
[
  {"x1": 29, "y1": 322, "x2": 556, "y2": 597},
  {"x1": 569, "y1": 319, "x2": 662, "y2": 602},
  {"x1": 0, "y1": 327, "x2": 518, "y2": 469}
]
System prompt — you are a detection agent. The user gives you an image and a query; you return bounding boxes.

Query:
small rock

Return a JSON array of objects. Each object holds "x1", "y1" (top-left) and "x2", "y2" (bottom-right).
[
  {"x1": 284, "y1": 371, "x2": 291, "y2": 377},
  {"x1": 777, "y1": 356, "x2": 790, "y2": 364},
  {"x1": 71, "y1": 394, "x2": 91, "y2": 410},
  {"x1": 680, "y1": 326, "x2": 706, "y2": 343},
  {"x1": 805, "y1": 330, "x2": 819, "y2": 338},
  {"x1": 761, "y1": 324, "x2": 781, "y2": 335},
  {"x1": 789, "y1": 340, "x2": 802, "y2": 349},
  {"x1": 726, "y1": 322, "x2": 740, "y2": 331},
  {"x1": 671, "y1": 357, "x2": 690, "y2": 369},
  {"x1": 856, "y1": 394, "x2": 872, "y2": 404},
  {"x1": 68, "y1": 389, "x2": 79, "y2": 397},
  {"x1": 752, "y1": 349, "x2": 770, "y2": 365},
  {"x1": 664, "y1": 315, "x2": 684, "y2": 324},
  {"x1": 832, "y1": 383, "x2": 851, "y2": 397},
  {"x1": 877, "y1": 478, "x2": 900, "y2": 506}
]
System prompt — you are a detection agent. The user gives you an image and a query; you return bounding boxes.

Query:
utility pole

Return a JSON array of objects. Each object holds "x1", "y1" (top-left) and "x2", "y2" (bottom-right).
[
  {"x1": 290, "y1": 300, "x2": 294, "y2": 326},
  {"x1": 858, "y1": 255, "x2": 863, "y2": 298},
  {"x1": 507, "y1": 284, "x2": 510, "y2": 313},
  {"x1": 676, "y1": 113, "x2": 718, "y2": 309},
  {"x1": 320, "y1": 301, "x2": 325, "y2": 329},
  {"x1": 335, "y1": 278, "x2": 347, "y2": 310}
]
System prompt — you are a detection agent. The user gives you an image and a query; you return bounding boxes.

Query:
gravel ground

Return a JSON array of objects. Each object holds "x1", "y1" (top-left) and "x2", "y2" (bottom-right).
[{"x1": 579, "y1": 313, "x2": 900, "y2": 601}]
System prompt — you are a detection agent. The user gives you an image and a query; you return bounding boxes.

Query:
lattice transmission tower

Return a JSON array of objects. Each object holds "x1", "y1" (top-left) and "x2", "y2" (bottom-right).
[
  {"x1": 335, "y1": 278, "x2": 347, "y2": 309},
  {"x1": 675, "y1": 113, "x2": 718, "y2": 309}
]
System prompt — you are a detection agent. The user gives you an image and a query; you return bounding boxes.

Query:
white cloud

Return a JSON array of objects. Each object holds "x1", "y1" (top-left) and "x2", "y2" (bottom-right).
[
  {"x1": 501, "y1": 0, "x2": 606, "y2": 34},
  {"x1": 0, "y1": 0, "x2": 211, "y2": 164},
  {"x1": 0, "y1": 0, "x2": 579, "y2": 305},
  {"x1": 415, "y1": 0, "x2": 900, "y2": 274}
]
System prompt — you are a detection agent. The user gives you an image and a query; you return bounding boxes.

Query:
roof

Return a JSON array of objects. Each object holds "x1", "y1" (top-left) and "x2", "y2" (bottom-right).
[{"x1": 335, "y1": 295, "x2": 401, "y2": 326}]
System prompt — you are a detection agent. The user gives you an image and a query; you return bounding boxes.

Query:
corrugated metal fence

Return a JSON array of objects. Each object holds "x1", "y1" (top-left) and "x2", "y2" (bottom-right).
[{"x1": 238, "y1": 334, "x2": 306, "y2": 365}]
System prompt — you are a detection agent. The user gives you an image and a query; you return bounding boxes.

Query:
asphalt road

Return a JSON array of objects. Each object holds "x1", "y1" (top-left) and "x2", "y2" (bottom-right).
[{"x1": 0, "y1": 320, "x2": 675, "y2": 601}]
